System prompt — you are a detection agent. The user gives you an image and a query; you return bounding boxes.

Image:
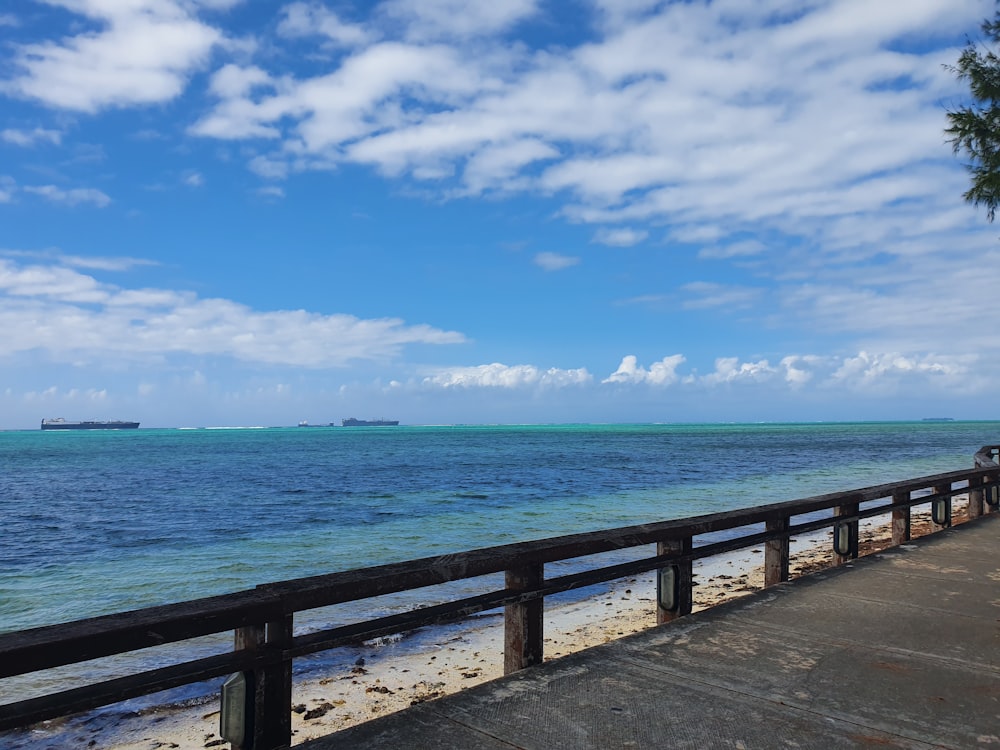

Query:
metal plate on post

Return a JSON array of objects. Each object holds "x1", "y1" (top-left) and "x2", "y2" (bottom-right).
[
  {"x1": 221, "y1": 672, "x2": 248, "y2": 747},
  {"x1": 657, "y1": 565, "x2": 678, "y2": 612},
  {"x1": 932, "y1": 498, "x2": 951, "y2": 526},
  {"x1": 833, "y1": 523, "x2": 851, "y2": 556}
]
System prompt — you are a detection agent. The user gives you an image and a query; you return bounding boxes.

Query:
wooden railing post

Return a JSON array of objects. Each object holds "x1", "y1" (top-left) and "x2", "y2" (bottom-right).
[
  {"x1": 504, "y1": 564, "x2": 543, "y2": 674},
  {"x1": 967, "y1": 475, "x2": 985, "y2": 521},
  {"x1": 891, "y1": 488, "x2": 910, "y2": 545},
  {"x1": 657, "y1": 536, "x2": 692, "y2": 624},
  {"x1": 9, "y1": 458, "x2": 1000, "y2": 737},
  {"x1": 251, "y1": 615, "x2": 293, "y2": 750},
  {"x1": 764, "y1": 517, "x2": 789, "y2": 586},
  {"x1": 932, "y1": 483, "x2": 952, "y2": 531},
  {"x1": 229, "y1": 624, "x2": 265, "y2": 750},
  {"x1": 834, "y1": 502, "x2": 859, "y2": 565}
]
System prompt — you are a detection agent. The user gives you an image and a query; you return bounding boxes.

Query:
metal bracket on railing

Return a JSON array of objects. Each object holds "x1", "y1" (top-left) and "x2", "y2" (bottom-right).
[
  {"x1": 8, "y1": 455, "x2": 1000, "y2": 740},
  {"x1": 657, "y1": 565, "x2": 679, "y2": 612},
  {"x1": 833, "y1": 522, "x2": 852, "y2": 556},
  {"x1": 932, "y1": 497, "x2": 951, "y2": 526},
  {"x1": 220, "y1": 671, "x2": 253, "y2": 749}
]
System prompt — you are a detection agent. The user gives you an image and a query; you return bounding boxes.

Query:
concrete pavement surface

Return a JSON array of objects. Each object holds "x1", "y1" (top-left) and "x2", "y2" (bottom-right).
[{"x1": 302, "y1": 515, "x2": 1000, "y2": 749}]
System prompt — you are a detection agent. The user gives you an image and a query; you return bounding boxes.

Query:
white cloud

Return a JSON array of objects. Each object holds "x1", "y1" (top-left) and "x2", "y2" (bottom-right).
[
  {"x1": 780, "y1": 355, "x2": 826, "y2": 387},
  {"x1": 598, "y1": 351, "x2": 974, "y2": 393},
  {"x1": 26, "y1": 385, "x2": 106, "y2": 402},
  {"x1": 533, "y1": 252, "x2": 578, "y2": 271},
  {"x1": 682, "y1": 282, "x2": 761, "y2": 310},
  {"x1": 0, "y1": 258, "x2": 466, "y2": 367},
  {"x1": 184, "y1": 171, "x2": 204, "y2": 187},
  {"x1": 616, "y1": 294, "x2": 668, "y2": 309},
  {"x1": 23, "y1": 184, "x2": 111, "y2": 207},
  {"x1": 0, "y1": 250, "x2": 156, "y2": 272},
  {"x1": 775, "y1": 244, "x2": 1000, "y2": 355},
  {"x1": 65, "y1": 255, "x2": 159, "y2": 271},
  {"x1": 255, "y1": 185, "x2": 284, "y2": 199},
  {"x1": 247, "y1": 155, "x2": 288, "y2": 178},
  {"x1": 423, "y1": 363, "x2": 591, "y2": 388},
  {"x1": 0, "y1": 176, "x2": 15, "y2": 203},
  {"x1": 831, "y1": 351, "x2": 969, "y2": 389},
  {"x1": 5, "y1": 1, "x2": 998, "y2": 415},
  {"x1": 462, "y1": 139, "x2": 559, "y2": 194},
  {"x1": 380, "y1": 0, "x2": 539, "y2": 40},
  {"x1": 7, "y1": 0, "x2": 223, "y2": 112},
  {"x1": 1, "y1": 127, "x2": 62, "y2": 146},
  {"x1": 592, "y1": 227, "x2": 648, "y2": 247},
  {"x1": 701, "y1": 357, "x2": 777, "y2": 386},
  {"x1": 192, "y1": 41, "x2": 482, "y2": 147},
  {"x1": 603, "y1": 355, "x2": 686, "y2": 386},
  {"x1": 277, "y1": 2, "x2": 372, "y2": 47},
  {"x1": 669, "y1": 224, "x2": 726, "y2": 244},
  {"x1": 11, "y1": 1, "x2": 989, "y2": 266},
  {"x1": 0, "y1": 13, "x2": 19, "y2": 27},
  {"x1": 207, "y1": 63, "x2": 271, "y2": 98},
  {"x1": 183, "y1": 0, "x2": 986, "y2": 268},
  {"x1": 698, "y1": 239, "x2": 767, "y2": 260},
  {"x1": 0, "y1": 260, "x2": 109, "y2": 302}
]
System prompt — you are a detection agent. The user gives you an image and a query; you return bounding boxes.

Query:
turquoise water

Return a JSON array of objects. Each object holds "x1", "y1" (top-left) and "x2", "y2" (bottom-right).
[
  {"x1": 2, "y1": 421, "x2": 994, "y2": 631},
  {"x1": 0, "y1": 421, "x2": 996, "y2": 731}
]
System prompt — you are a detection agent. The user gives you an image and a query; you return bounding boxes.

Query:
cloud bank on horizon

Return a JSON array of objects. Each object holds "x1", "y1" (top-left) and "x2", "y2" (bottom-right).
[{"x1": 0, "y1": 0, "x2": 996, "y2": 427}]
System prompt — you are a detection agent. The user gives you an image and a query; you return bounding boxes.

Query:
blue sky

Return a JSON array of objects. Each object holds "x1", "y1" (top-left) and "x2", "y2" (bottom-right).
[{"x1": 0, "y1": 0, "x2": 997, "y2": 428}]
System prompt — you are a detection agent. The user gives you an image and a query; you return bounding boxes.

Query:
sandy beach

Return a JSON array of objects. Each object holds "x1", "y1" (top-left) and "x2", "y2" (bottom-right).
[{"x1": 17, "y1": 508, "x2": 952, "y2": 750}]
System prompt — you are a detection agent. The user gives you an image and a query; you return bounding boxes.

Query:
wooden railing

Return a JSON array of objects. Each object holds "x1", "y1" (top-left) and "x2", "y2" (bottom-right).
[{"x1": 2, "y1": 450, "x2": 999, "y2": 749}]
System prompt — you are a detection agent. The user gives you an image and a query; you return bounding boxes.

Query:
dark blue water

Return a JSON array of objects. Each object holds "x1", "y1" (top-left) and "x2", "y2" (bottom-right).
[
  {"x1": 2, "y1": 422, "x2": 995, "y2": 632},
  {"x1": 0, "y1": 421, "x2": 995, "y2": 722}
]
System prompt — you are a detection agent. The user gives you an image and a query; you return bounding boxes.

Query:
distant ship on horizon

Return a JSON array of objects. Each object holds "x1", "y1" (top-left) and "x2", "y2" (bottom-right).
[
  {"x1": 341, "y1": 418, "x2": 400, "y2": 427},
  {"x1": 41, "y1": 418, "x2": 140, "y2": 430}
]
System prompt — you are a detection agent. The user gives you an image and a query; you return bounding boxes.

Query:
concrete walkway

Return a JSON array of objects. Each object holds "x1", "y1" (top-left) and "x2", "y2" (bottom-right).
[{"x1": 303, "y1": 515, "x2": 1000, "y2": 749}]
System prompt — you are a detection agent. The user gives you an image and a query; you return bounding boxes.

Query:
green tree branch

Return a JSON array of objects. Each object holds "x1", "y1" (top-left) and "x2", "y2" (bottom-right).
[{"x1": 946, "y1": 3, "x2": 1000, "y2": 221}]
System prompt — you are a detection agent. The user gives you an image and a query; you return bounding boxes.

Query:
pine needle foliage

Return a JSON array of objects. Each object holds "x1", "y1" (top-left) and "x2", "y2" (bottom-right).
[{"x1": 946, "y1": 5, "x2": 1000, "y2": 221}]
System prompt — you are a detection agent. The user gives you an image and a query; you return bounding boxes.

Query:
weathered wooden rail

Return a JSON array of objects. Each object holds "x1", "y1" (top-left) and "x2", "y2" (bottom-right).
[{"x1": 2, "y1": 448, "x2": 999, "y2": 749}]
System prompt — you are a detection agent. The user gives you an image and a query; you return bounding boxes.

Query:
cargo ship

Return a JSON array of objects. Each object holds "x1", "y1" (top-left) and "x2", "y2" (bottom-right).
[
  {"x1": 41, "y1": 418, "x2": 140, "y2": 430},
  {"x1": 341, "y1": 418, "x2": 399, "y2": 427}
]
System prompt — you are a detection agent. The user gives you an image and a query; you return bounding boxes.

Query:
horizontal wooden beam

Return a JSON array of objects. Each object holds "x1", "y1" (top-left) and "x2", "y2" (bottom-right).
[
  {"x1": 0, "y1": 648, "x2": 268, "y2": 730},
  {"x1": 0, "y1": 591, "x2": 283, "y2": 678},
  {"x1": 1, "y1": 455, "x2": 997, "y2": 735},
  {"x1": 1, "y1": 476, "x2": 985, "y2": 679}
]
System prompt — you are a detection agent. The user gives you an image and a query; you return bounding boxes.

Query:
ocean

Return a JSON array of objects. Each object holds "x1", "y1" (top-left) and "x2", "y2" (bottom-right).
[{"x1": 1, "y1": 421, "x2": 997, "y2": 730}]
